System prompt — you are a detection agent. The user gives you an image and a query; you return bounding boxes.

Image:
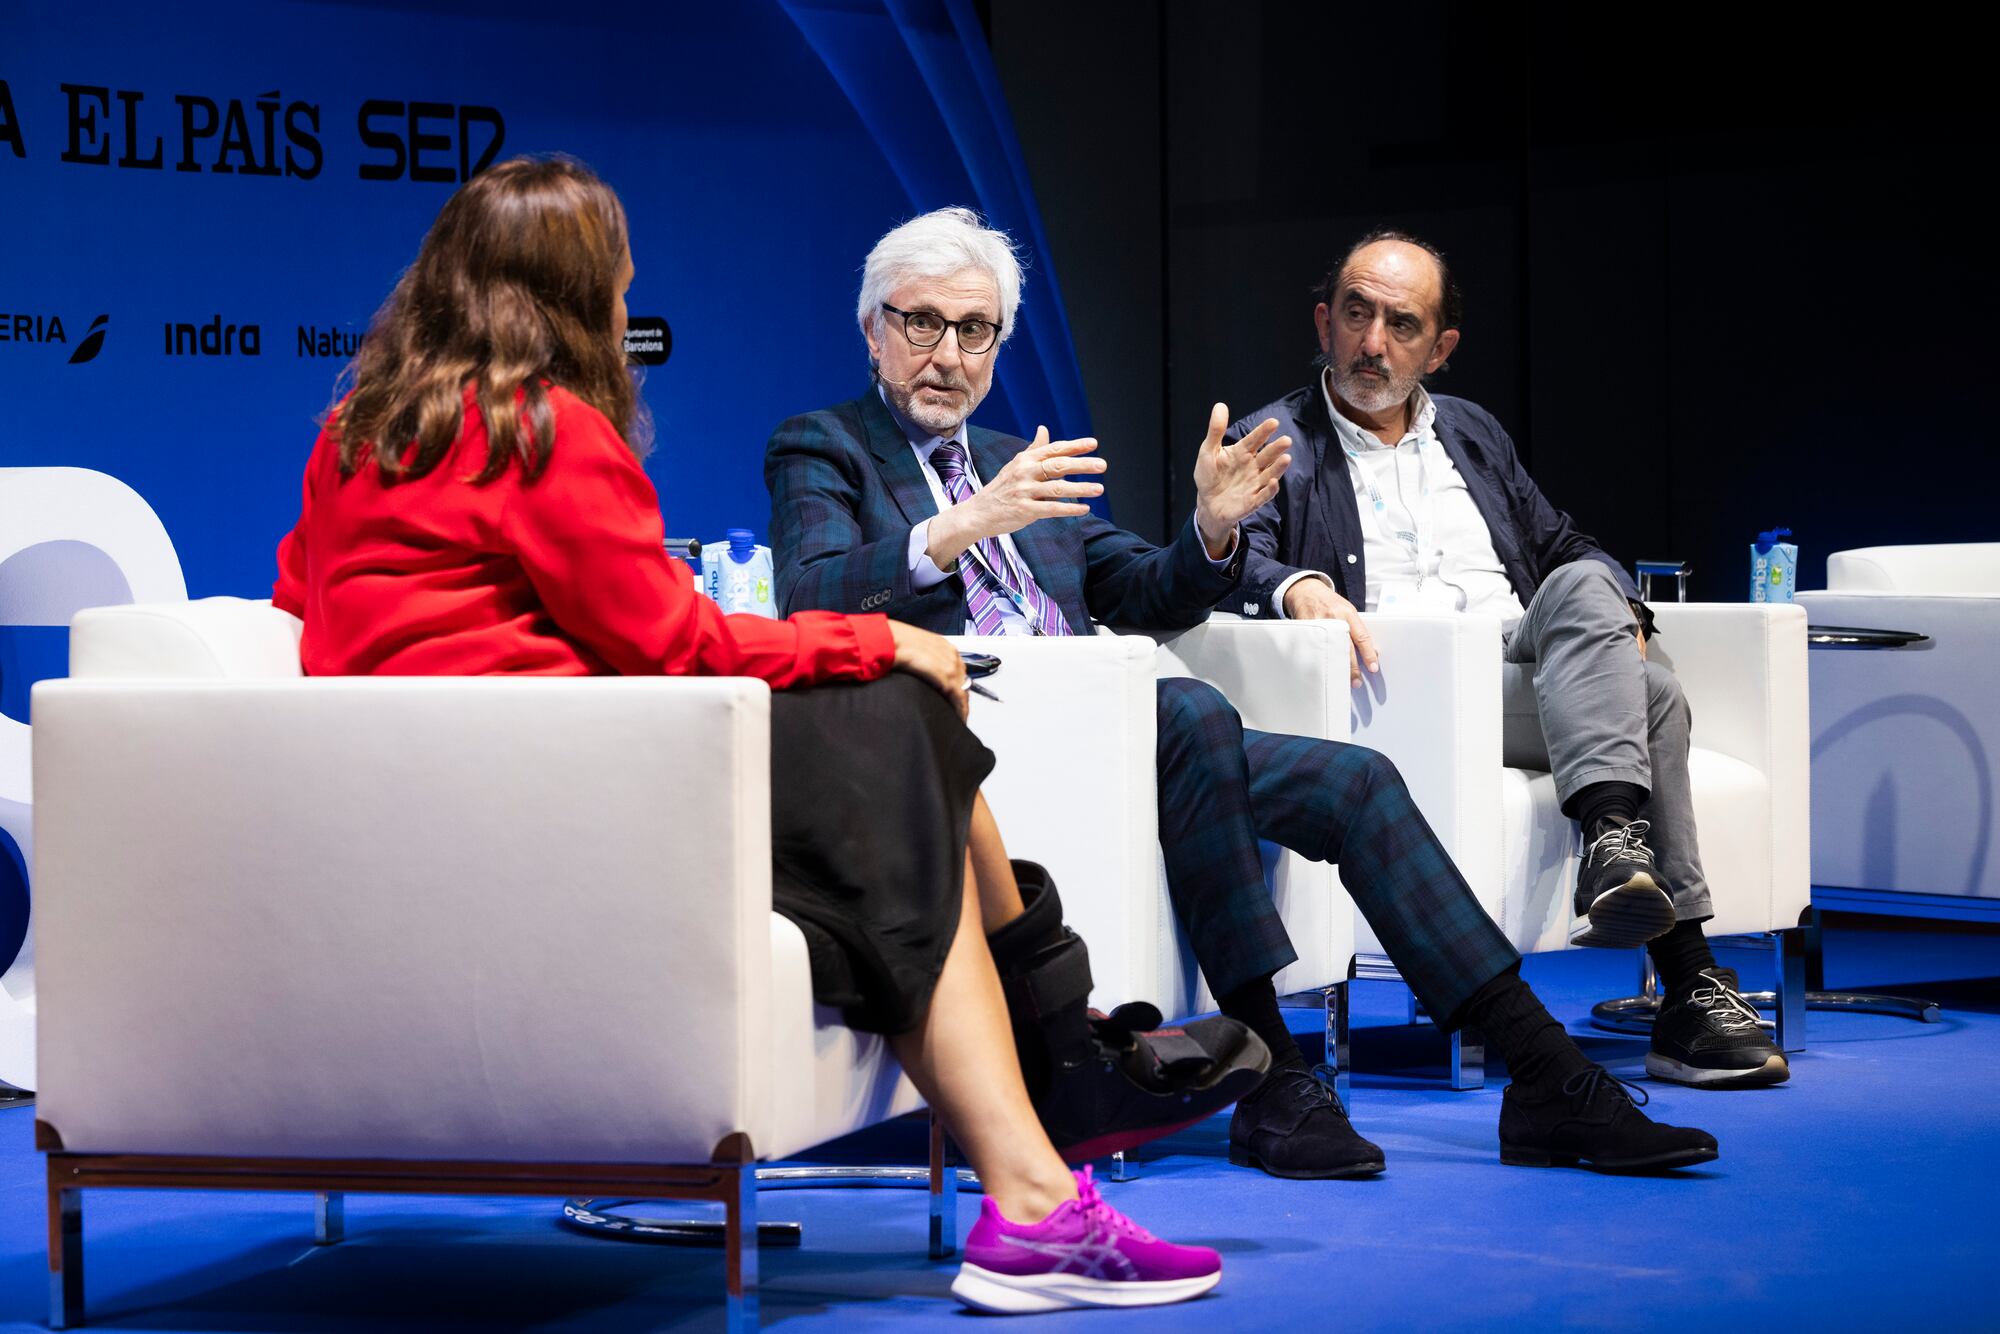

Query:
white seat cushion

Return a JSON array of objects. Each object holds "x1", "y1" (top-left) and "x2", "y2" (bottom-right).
[{"x1": 1497, "y1": 749, "x2": 1773, "y2": 952}]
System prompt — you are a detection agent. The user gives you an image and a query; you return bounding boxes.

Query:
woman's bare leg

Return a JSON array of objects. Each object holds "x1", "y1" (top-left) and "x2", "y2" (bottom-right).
[
  {"x1": 966, "y1": 791, "x2": 1024, "y2": 929},
  {"x1": 890, "y1": 851, "x2": 1077, "y2": 1224}
]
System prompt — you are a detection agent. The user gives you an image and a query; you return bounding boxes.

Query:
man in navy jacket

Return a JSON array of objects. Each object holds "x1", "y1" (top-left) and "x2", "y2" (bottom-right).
[
  {"x1": 1232, "y1": 231, "x2": 1785, "y2": 1088},
  {"x1": 767, "y1": 207, "x2": 1719, "y2": 1178}
]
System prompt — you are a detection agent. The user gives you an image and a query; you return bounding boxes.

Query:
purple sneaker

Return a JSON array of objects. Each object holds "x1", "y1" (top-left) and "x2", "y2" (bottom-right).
[{"x1": 950, "y1": 1166, "x2": 1222, "y2": 1313}]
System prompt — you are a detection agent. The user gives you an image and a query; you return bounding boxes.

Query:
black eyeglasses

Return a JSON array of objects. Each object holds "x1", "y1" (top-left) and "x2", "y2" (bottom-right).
[{"x1": 881, "y1": 303, "x2": 1003, "y2": 355}]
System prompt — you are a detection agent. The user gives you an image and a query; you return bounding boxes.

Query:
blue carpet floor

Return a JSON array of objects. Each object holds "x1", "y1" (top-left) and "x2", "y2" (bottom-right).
[{"x1": 2, "y1": 914, "x2": 1995, "y2": 1332}]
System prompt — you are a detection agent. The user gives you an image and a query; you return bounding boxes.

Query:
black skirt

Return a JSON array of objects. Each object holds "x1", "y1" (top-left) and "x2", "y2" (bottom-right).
[{"x1": 769, "y1": 673, "x2": 995, "y2": 1035}]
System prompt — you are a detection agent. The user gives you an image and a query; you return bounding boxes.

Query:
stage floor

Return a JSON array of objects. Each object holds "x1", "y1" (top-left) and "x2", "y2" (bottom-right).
[{"x1": 2, "y1": 912, "x2": 1994, "y2": 1331}]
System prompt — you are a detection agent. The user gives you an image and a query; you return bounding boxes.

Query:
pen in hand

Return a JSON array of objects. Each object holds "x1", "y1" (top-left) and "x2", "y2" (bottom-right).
[{"x1": 969, "y1": 681, "x2": 1002, "y2": 703}]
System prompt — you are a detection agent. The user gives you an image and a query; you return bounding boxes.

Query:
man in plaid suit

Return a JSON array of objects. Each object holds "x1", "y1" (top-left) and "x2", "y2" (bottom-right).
[{"x1": 766, "y1": 207, "x2": 1718, "y2": 1179}]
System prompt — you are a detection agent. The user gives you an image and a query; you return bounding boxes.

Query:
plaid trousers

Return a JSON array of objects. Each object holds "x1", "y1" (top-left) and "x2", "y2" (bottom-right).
[{"x1": 1156, "y1": 678, "x2": 1520, "y2": 1028}]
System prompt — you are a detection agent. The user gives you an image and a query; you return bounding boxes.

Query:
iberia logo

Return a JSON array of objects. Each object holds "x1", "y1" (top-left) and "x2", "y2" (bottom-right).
[{"x1": 69, "y1": 315, "x2": 108, "y2": 365}]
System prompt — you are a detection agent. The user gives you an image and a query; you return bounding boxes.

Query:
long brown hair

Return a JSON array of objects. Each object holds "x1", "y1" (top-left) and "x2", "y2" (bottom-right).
[{"x1": 330, "y1": 155, "x2": 649, "y2": 483}]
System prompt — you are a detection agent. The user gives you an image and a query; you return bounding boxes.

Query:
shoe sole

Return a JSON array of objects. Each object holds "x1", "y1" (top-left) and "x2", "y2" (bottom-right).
[
  {"x1": 1051, "y1": 1062, "x2": 1268, "y2": 1164},
  {"x1": 1568, "y1": 876, "x2": 1676, "y2": 949},
  {"x1": 951, "y1": 1264, "x2": 1221, "y2": 1313},
  {"x1": 1059, "y1": 1112, "x2": 1209, "y2": 1165},
  {"x1": 1227, "y1": 1144, "x2": 1386, "y2": 1180},
  {"x1": 1498, "y1": 1143, "x2": 1718, "y2": 1172},
  {"x1": 1646, "y1": 1051, "x2": 1791, "y2": 1088}
]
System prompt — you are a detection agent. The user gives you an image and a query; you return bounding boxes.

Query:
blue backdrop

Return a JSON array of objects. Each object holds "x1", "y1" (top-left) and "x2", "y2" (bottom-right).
[
  {"x1": 3, "y1": 0, "x2": 1092, "y2": 591},
  {"x1": 0, "y1": 0, "x2": 1094, "y2": 978}
]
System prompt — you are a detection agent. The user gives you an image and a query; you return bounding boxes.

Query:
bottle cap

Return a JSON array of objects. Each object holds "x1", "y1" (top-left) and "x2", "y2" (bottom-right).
[
  {"x1": 1753, "y1": 527, "x2": 1793, "y2": 554},
  {"x1": 727, "y1": 528, "x2": 756, "y2": 561}
]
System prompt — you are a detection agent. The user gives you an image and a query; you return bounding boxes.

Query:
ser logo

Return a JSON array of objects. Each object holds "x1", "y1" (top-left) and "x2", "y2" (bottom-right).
[{"x1": 0, "y1": 310, "x2": 110, "y2": 365}]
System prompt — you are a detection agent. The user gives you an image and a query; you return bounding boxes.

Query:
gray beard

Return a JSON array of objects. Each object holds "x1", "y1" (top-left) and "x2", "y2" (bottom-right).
[
  {"x1": 882, "y1": 375, "x2": 983, "y2": 437},
  {"x1": 1331, "y1": 362, "x2": 1421, "y2": 417}
]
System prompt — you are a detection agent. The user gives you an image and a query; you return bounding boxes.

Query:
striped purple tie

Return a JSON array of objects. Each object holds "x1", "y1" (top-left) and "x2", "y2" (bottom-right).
[{"x1": 930, "y1": 442, "x2": 1073, "y2": 637}]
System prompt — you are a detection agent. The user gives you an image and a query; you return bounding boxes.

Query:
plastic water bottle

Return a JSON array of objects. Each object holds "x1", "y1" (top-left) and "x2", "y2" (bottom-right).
[
  {"x1": 703, "y1": 528, "x2": 779, "y2": 617},
  {"x1": 1750, "y1": 528, "x2": 1798, "y2": 603}
]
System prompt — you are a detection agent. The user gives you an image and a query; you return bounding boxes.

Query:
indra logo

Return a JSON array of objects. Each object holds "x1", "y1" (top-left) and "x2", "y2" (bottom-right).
[
  {"x1": 623, "y1": 316, "x2": 671, "y2": 367},
  {"x1": 164, "y1": 315, "x2": 261, "y2": 357},
  {"x1": 0, "y1": 310, "x2": 110, "y2": 365}
]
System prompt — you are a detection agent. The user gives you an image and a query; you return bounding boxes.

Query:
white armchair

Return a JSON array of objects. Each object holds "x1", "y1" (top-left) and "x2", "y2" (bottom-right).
[
  {"x1": 951, "y1": 619, "x2": 1357, "y2": 1095},
  {"x1": 0, "y1": 466, "x2": 187, "y2": 1094},
  {"x1": 31, "y1": 597, "x2": 936, "y2": 1332},
  {"x1": 1226, "y1": 603, "x2": 1811, "y2": 1078},
  {"x1": 1797, "y1": 544, "x2": 2000, "y2": 911}
]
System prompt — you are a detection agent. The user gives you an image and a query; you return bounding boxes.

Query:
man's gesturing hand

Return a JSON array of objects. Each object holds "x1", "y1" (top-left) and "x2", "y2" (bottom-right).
[
  {"x1": 1193, "y1": 403, "x2": 1291, "y2": 558},
  {"x1": 926, "y1": 427, "x2": 1106, "y2": 570},
  {"x1": 1282, "y1": 578, "x2": 1381, "y2": 687},
  {"x1": 888, "y1": 620, "x2": 971, "y2": 720}
]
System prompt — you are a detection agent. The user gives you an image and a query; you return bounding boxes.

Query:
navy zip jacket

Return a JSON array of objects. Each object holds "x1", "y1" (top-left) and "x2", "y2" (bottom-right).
[{"x1": 1228, "y1": 383, "x2": 1638, "y2": 617}]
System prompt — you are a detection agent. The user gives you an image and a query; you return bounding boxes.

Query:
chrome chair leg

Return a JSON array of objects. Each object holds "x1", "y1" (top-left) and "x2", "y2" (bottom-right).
[
  {"x1": 1592, "y1": 927, "x2": 1940, "y2": 1039},
  {"x1": 1773, "y1": 928, "x2": 1807, "y2": 1052},
  {"x1": 314, "y1": 1191, "x2": 344, "y2": 1245},
  {"x1": 1399, "y1": 979, "x2": 1483, "y2": 1092},
  {"x1": 1325, "y1": 982, "x2": 1352, "y2": 1110},
  {"x1": 561, "y1": 1112, "x2": 981, "y2": 1250},
  {"x1": 1448, "y1": 1026, "x2": 1486, "y2": 1091}
]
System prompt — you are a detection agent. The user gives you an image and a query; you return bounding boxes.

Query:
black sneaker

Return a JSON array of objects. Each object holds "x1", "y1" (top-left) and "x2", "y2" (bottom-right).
[
  {"x1": 1569, "y1": 819, "x2": 1677, "y2": 948},
  {"x1": 1227, "y1": 1064, "x2": 1386, "y2": 1179},
  {"x1": 1499, "y1": 1067, "x2": 1718, "y2": 1172},
  {"x1": 1647, "y1": 967, "x2": 1790, "y2": 1088}
]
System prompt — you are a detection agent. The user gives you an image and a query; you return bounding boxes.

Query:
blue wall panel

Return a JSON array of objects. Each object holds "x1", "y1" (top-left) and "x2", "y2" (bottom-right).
[{"x1": 2, "y1": 0, "x2": 1091, "y2": 597}]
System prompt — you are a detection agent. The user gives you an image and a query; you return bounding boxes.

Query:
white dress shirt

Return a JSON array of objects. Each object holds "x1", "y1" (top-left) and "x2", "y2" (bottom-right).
[
  {"x1": 1321, "y1": 371, "x2": 1524, "y2": 622},
  {"x1": 888, "y1": 390, "x2": 1036, "y2": 635}
]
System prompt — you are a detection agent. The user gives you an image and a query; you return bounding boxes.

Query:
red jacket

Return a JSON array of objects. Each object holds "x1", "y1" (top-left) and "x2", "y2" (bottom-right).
[{"x1": 273, "y1": 386, "x2": 895, "y2": 687}]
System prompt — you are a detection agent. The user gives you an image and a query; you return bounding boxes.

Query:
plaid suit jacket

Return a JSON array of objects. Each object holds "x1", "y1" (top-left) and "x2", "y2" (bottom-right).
[{"x1": 765, "y1": 390, "x2": 1243, "y2": 633}]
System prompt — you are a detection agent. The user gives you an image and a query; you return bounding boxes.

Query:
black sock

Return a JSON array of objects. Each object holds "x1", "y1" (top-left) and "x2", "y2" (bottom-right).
[
  {"x1": 1570, "y1": 780, "x2": 1648, "y2": 843},
  {"x1": 1462, "y1": 969, "x2": 1593, "y2": 1097},
  {"x1": 1647, "y1": 917, "x2": 1719, "y2": 993},
  {"x1": 1217, "y1": 975, "x2": 1309, "y2": 1073}
]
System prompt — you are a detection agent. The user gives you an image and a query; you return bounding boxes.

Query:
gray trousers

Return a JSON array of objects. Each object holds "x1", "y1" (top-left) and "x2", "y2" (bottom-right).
[{"x1": 1500, "y1": 560, "x2": 1712, "y2": 921}]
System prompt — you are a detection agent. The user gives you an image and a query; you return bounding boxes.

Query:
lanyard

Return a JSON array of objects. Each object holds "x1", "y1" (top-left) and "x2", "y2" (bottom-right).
[
  {"x1": 1342, "y1": 429, "x2": 1437, "y2": 590},
  {"x1": 977, "y1": 536, "x2": 1058, "y2": 635}
]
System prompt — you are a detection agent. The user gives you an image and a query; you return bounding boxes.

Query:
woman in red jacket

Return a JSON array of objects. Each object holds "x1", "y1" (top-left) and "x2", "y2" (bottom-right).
[{"x1": 273, "y1": 156, "x2": 1223, "y2": 1314}]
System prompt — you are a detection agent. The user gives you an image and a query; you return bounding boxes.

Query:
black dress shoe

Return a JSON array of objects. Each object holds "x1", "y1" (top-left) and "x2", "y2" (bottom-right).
[
  {"x1": 1647, "y1": 967, "x2": 1790, "y2": 1088},
  {"x1": 1500, "y1": 1067, "x2": 1718, "y2": 1171},
  {"x1": 1569, "y1": 820, "x2": 1677, "y2": 948},
  {"x1": 1227, "y1": 1065, "x2": 1386, "y2": 1179}
]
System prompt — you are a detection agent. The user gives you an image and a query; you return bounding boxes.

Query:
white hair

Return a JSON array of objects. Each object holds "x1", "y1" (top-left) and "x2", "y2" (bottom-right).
[{"x1": 856, "y1": 207, "x2": 1024, "y2": 346}]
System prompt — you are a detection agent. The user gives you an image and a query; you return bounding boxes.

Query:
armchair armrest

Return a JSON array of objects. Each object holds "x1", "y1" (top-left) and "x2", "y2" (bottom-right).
[
  {"x1": 1154, "y1": 617, "x2": 1356, "y2": 1000},
  {"x1": 1645, "y1": 602, "x2": 1810, "y2": 926},
  {"x1": 948, "y1": 634, "x2": 1166, "y2": 1008},
  {"x1": 1646, "y1": 603, "x2": 1808, "y2": 779},
  {"x1": 1157, "y1": 616, "x2": 1351, "y2": 744},
  {"x1": 1344, "y1": 612, "x2": 1506, "y2": 909}
]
